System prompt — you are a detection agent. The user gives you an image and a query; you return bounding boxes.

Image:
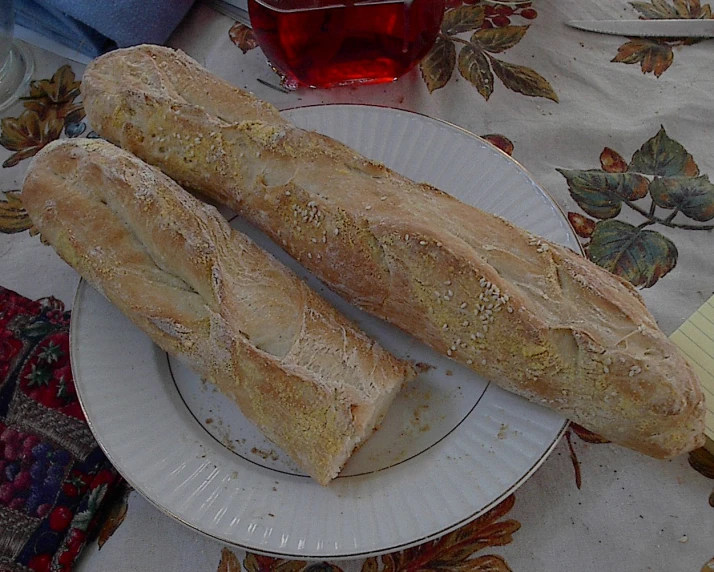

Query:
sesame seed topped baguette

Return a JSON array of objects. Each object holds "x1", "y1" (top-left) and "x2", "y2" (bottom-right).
[
  {"x1": 82, "y1": 45, "x2": 706, "y2": 458},
  {"x1": 22, "y1": 138, "x2": 414, "y2": 485}
]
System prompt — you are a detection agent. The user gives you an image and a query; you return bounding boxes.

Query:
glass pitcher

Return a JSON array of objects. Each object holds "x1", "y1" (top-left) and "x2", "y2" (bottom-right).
[
  {"x1": 0, "y1": 0, "x2": 33, "y2": 111},
  {"x1": 247, "y1": 0, "x2": 446, "y2": 89}
]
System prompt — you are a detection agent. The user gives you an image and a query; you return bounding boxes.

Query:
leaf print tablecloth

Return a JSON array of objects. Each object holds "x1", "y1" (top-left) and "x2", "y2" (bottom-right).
[{"x1": 2, "y1": 0, "x2": 714, "y2": 570}]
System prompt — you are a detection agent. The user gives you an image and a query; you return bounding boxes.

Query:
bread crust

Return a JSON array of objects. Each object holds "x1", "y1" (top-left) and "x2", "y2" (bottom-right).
[
  {"x1": 82, "y1": 45, "x2": 706, "y2": 458},
  {"x1": 22, "y1": 138, "x2": 413, "y2": 485}
]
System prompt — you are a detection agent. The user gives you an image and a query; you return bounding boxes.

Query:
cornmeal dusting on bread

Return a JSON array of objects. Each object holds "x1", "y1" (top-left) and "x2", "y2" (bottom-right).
[
  {"x1": 79, "y1": 45, "x2": 706, "y2": 460},
  {"x1": 23, "y1": 137, "x2": 413, "y2": 486}
]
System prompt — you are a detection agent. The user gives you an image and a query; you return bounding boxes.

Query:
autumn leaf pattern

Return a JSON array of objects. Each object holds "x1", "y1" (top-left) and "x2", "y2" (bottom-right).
[
  {"x1": 229, "y1": 22, "x2": 259, "y2": 53},
  {"x1": 96, "y1": 482, "x2": 133, "y2": 550},
  {"x1": 0, "y1": 110, "x2": 64, "y2": 168},
  {"x1": 559, "y1": 126, "x2": 714, "y2": 287},
  {"x1": 481, "y1": 133, "x2": 515, "y2": 156},
  {"x1": 570, "y1": 423, "x2": 611, "y2": 445},
  {"x1": 213, "y1": 496, "x2": 519, "y2": 572},
  {"x1": 612, "y1": 0, "x2": 713, "y2": 77},
  {"x1": 361, "y1": 495, "x2": 519, "y2": 572},
  {"x1": 1, "y1": 64, "x2": 85, "y2": 169},
  {"x1": 421, "y1": 2, "x2": 557, "y2": 101},
  {"x1": 21, "y1": 64, "x2": 85, "y2": 124},
  {"x1": 1, "y1": 65, "x2": 88, "y2": 237},
  {"x1": 687, "y1": 447, "x2": 714, "y2": 510},
  {"x1": 563, "y1": 424, "x2": 613, "y2": 490},
  {"x1": 242, "y1": 552, "x2": 307, "y2": 572},
  {"x1": 0, "y1": 190, "x2": 32, "y2": 233},
  {"x1": 218, "y1": 548, "x2": 243, "y2": 572}
]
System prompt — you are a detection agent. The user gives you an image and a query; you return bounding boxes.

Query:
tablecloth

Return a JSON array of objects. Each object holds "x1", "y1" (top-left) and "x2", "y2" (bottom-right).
[{"x1": 1, "y1": 1, "x2": 713, "y2": 570}]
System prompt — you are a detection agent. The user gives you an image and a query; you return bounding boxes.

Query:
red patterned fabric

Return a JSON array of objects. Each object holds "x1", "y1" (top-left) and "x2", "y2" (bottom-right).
[{"x1": 0, "y1": 287, "x2": 121, "y2": 572}]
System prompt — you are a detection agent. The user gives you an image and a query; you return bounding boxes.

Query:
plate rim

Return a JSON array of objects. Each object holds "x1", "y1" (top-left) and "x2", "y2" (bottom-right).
[{"x1": 69, "y1": 103, "x2": 578, "y2": 560}]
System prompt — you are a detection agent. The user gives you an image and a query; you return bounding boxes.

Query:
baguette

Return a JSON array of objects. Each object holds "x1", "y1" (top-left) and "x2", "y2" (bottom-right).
[
  {"x1": 21, "y1": 138, "x2": 414, "y2": 485},
  {"x1": 82, "y1": 45, "x2": 706, "y2": 458}
]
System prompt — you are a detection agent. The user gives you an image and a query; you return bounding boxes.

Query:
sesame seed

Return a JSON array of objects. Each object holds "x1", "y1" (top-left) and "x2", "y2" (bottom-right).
[
  {"x1": 455, "y1": 338, "x2": 461, "y2": 344},
  {"x1": 444, "y1": 280, "x2": 452, "y2": 286},
  {"x1": 443, "y1": 295, "x2": 451, "y2": 301},
  {"x1": 285, "y1": 190, "x2": 291, "y2": 196},
  {"x1": 311, "y1": 238, "x2": 317, "y2": 243},
  {"x1": 460, "y1": 302, "x2": 467, "y2": 309},
  {"x1": 507, "y1": 307, "x2": 514, "y2": 313},
  {"x1": 334, "y1": 228, "x2": 340, "y2": 236},
  {"x1": 476, "y1": 332, "x2": 484, "y2": 339},
  {"x1": 436, "y1": 241, "x2": 443, "y2": 247},
  {"x1": 481, "y1": 359, "x2": 487, "y2": 365},
  {"x1": 470, "y1": 334, "x2": 477, "y2": 340},
  {"x1": 466, "y1": 359, "x2": 473, "y2": 365},
  {"x1": 483, "y1": 325, "x2": 488, "y2": 332},
  {"x1": 462, "y1": 320, "x2": 469, "y2": 327},
  {"x1": 307, "y1": 253, "x2": 312, "y2": 259},
  {"x1": 404, "y1": 234, "x2": 410, "y2": 241},
  {"x1": 447, "y1": 349, "x2": 453, "y2": 356},
  {"x1": 365, "y1": 205, "x2": 372, "y2": 210},
  {"x1": 447, "y1": 290, "x2": 453, "y2": 297},
  {"x1": 419, "y1": 240, "x2": 427, "y2": 245},
  {"x1": 450, "y1": 345, "x2": 456, "y2": 351},
  {"x1": 442, "y1": 324, "x2": 449, "y2": 330},
  {"x1": 380, "y1": 196, "x2": 387, "y2": 201},
  {"x1": 603, "y1": 366, "x2": 610, "y2": 374},
  {"x1": 307, "y1": 201, "x2": 316, "y2": 207}
]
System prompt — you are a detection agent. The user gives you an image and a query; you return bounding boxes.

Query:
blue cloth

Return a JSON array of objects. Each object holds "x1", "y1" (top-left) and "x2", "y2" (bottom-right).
[{"x1": 15, "y1": 0, "x2": 196, "y2": 58}]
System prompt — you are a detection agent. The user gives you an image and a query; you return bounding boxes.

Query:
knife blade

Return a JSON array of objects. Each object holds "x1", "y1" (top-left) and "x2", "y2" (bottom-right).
[{"x1": 567, "y1": 19, "x2": 714, "y2": 38}]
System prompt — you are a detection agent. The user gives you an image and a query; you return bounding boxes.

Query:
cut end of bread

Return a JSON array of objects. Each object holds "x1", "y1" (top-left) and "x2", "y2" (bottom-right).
[{"x1": 316, "y1": 375, "x2": 406, "y2": 485}]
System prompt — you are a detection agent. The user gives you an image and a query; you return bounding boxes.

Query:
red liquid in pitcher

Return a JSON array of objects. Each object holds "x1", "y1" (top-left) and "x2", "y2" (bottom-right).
[{"x1": 248, "y1": 0, "x2": 445, "y2": 88}]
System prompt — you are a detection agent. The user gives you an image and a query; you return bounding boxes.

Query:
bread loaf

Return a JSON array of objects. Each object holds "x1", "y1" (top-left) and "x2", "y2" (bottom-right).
[
  {"x1": 21, "y1": 138, "x2": 414, "y2": 485},
  {"x1": 82, "y1": 45, "x2": 706, "y2": 458}
]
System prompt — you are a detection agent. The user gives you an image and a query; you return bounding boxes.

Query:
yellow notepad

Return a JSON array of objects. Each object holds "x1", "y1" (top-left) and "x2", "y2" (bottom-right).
[{"x1": 670, "y1": 295, "x2": 714, "y2": 453}]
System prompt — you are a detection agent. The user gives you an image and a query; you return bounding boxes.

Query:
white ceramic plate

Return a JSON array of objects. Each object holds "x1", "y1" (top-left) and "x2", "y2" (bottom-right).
[{"x1": 71, "y1": 105, "x2": 578, "y2": 560}]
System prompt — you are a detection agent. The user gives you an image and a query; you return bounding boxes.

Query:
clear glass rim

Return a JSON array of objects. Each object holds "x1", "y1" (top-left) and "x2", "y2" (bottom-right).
[{"x1": 0, "y1": 41, "x2": 34, "y2": 113}]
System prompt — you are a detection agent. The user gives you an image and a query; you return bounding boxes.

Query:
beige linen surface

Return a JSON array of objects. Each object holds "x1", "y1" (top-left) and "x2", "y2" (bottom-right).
[{"x1": 1, "y1": 1, "x2": 713, "y2": 570}]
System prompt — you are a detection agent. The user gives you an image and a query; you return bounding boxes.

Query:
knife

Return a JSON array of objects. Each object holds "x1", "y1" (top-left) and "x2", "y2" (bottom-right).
[{"x1": 567, "y1": 19, "x2": 714, "y2": 38}]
